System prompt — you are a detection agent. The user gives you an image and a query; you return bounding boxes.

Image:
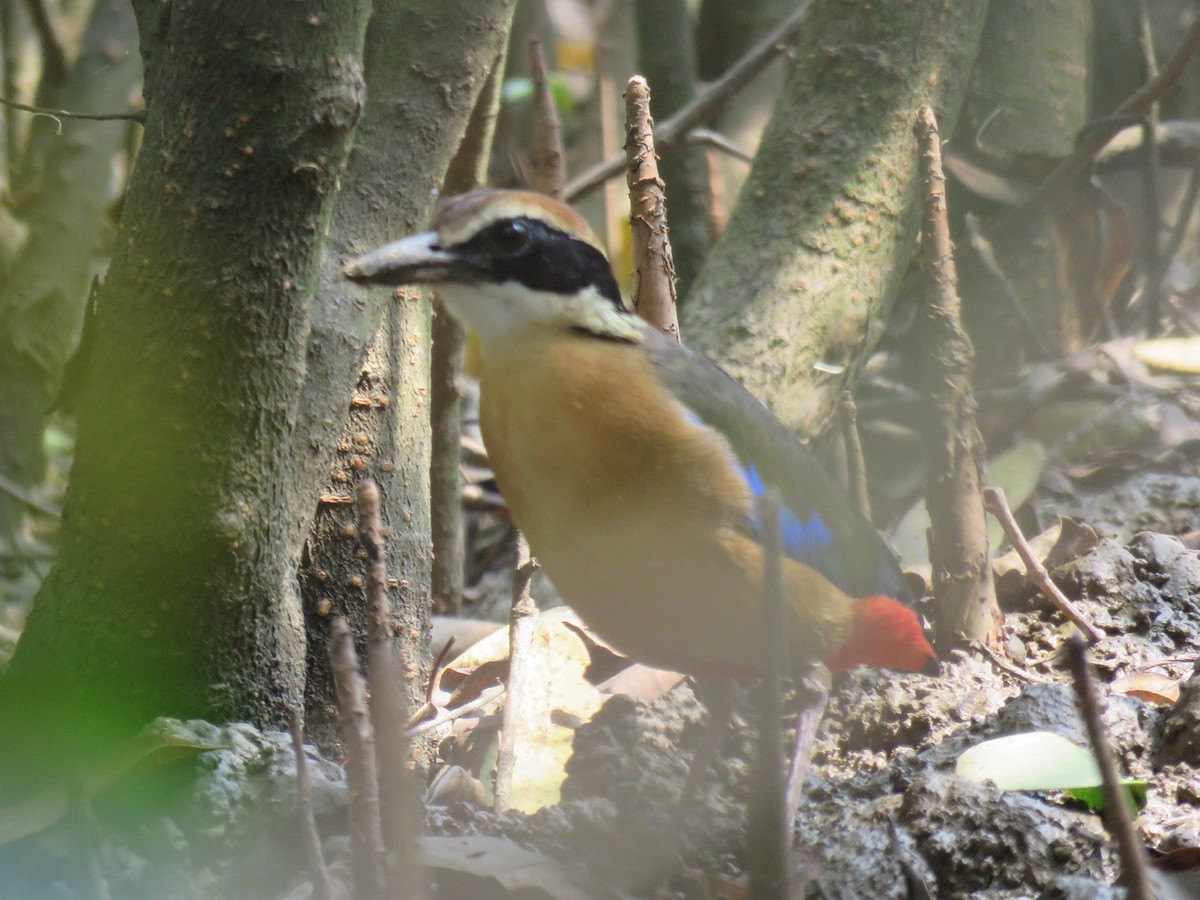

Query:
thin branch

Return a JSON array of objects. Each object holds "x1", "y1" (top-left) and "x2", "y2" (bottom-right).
[
  {"x1": 983, "y1": 488, "x2": 1103, "y2": 644},
  {"x1": 1064, "y1": 636, "x2": 1153, "y2": 900},
  {"x1": 433, "y1": 49, "x2": 506, "y2": 615},
  {"x1": 287, "y1": 708, "x2": 333, "y2": 900},
  {"x1": 593, "y1": 18, "x2": 625, "y2": 263},
  {"x1": 405, "y1": 683, "x2": 506, "y2": 738},
  {"x1": 564, "y1": 0, "x2": 815, "y2": 202},
  {"x1": 1135, "y1": 1, "x2": 1162, "y2": 334},
  {"x1": 1146, "y1": 157, "x2": 1200, "y2": 310},
  {"x1": 625, "y1": 75, "x2": 680, "y2": 341},
  {"x1": 66, "y1": 770, "x2": 110, "y2": 900},
  {"x1": 0, "y1": 95, "x2": 144, "y2": 126},
  {"x1": 356, "y1": 480, "x2": 424, "y2": 900},
  {"x1": 914, "y1": 105, "x2": 1001, "y2": 652},
  {"x1": 0, "y1": 469, "x2": 60, "y2": 517},
  {"x1": 529, "y1": 40, "x2": 566, "y2": 198},
  {"x1": 975, "y1": 639, "x2": 1047, "y2": 684},
  {"x1": 493, "y1": 532, "x2": 539, "y2": 811},
  {"x1": 328, "y1": 617, "x2": 386, "y2": 900},
  {"x1": 684, "y1": 128, "x2": 754, "y2": 164}
]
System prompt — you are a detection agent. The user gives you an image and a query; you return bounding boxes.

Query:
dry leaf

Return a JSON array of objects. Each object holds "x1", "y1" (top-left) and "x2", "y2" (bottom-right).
[
  {"x1": 993, "y1": 516, "x2": 1100, "y2": 603},
  {"x1": 1111, "y1": 671, "x2": 1181, "y2": 706},
  {"x1": 436, "y1": 607, "x2": 603, "y2": 813},
  {"x1": 596, "y1": 663, "x2": 686, "y2": 702}
]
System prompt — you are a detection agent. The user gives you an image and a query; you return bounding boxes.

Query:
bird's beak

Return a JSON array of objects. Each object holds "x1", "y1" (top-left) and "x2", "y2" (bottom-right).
[{"x1": 342, "y1": 231, "x2": 460, "y2": 286}]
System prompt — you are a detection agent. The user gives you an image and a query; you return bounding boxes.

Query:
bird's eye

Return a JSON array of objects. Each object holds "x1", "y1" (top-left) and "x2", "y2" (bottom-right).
[{"x1": 492, "y1": 220, "x2": 530, "y2": 254}]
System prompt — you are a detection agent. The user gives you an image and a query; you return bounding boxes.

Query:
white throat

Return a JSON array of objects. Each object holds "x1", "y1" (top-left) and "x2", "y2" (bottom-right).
[{"x1": 436, "y1": 281, "x2": 643, "y2": 343}]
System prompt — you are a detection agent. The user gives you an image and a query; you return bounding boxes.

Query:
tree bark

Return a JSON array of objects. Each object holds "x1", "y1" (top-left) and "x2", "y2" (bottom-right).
[
  {"x1": 915, "y1": 106, "x2": 1001, "y2": 652},
  {"x1": 298, "y1": 0, "x2": 516, "y2": 747},
  {"x1": 2, "y1": 0, "x2": 374, "y2": 773},
  {"x1": 1, "y1": 0, "x2": 515, "y2": 781},
  {"x1": 683, "y1": 0, "x2": 988, "y2": 437}
]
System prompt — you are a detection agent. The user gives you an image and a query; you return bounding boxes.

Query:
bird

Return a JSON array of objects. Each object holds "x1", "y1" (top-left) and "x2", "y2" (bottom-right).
[{"x1": 344, "y1": 188, "x2": 935, "y2": 684}]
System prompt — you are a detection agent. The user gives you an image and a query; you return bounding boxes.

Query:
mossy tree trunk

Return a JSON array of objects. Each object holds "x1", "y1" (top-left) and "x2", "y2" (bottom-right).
[
  {"x1": 1, "y1": 0, "x2": 514, "y2": 776},
  {"x1": 683, "y1": 0, "x2": 989, "y2": 437}
]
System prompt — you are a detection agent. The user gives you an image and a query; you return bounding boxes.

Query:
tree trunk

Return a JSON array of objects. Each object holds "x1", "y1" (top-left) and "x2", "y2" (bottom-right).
[
  {"x1": 0, "y1": 0, "x2": 141, "y2": 548},
  {"x1": 1, "y1": 0, "x2": 374, "y2": 772},
  {"x1": 683, "y1": 0, "x2": 988, "y2": 436},
  {"x1": 0, "y1": 0, "x2": 515, "y2": 781},
  {"x1": 297, "y1": 0, "x2": 516, "y2": 747},
  {"x1": 955, "y1": 0, "x2": 1093, "y2": 375}
]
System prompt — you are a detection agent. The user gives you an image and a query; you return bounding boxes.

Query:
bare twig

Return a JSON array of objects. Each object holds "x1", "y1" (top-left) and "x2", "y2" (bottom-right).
[
  {"x1": 1031, "y1": 10, "x2": 1200, "y2": 208},
  {"x1": 493, "y1": 533, "x2": 539, "y2": 811},
  {"x1": 429, "y1": 303, "x2": 466, "y2": 618},
  {"x1": 914, "y1": 106, "x2": 1001, "y2": 652},
  {"x1": 975, "y1": 640, "x2": 1047, "y2": 684},
  {"x1": 632, "y1": 0, "x2": 711, "y2": 296},
  {"x1": 0, "y1": 95, "x2": 144, "y2": 125},
  {"x1": 836, "y1": 391, "x2": 871, "y2": 521},
  {"x1": 529, "y1": 40, "x2": 566, "y2": 198},
  {"x1": 983, "y1": 488, "x2": 1103, "y2": 644},
  {"x1": 565, "y1": 0, "x2": 815, "y2": 202},
  {"x1": 1065, "y1": 636, "x2": 1154, "y2": 900},
  {"x1": 625, "y1": 75, "x2": 680, "y2": 342},
  {"x1": 287, "y1": 708, "x2": 333, "y2": 900},
  {"x1": 329, "y1": 617, "x2": 386, "y2": 900},
  {"x1": 684, "y1": 128, "x2": 754, "y2": 164},
  {"x1": 0, "y1": 469, "x2": 60, "y2": 517},
  {"x1": 593, "y1": 24, "x2": 625, "y2": 264},
  {"x1": 357, "y1": 481, "x2": 424, "y2": 899},
  {"x1": 405, "y1": 683, "x2": 506, "y2": 738},
  {"x1": 433, "y1": 51, "x2": 507, "y2": 616},
  {"x1": 748, "y1": 493, "x2": 788, "y2": 899},
  {"x1": 66, "y1": 770, "x2": 110, "y2": 900}
]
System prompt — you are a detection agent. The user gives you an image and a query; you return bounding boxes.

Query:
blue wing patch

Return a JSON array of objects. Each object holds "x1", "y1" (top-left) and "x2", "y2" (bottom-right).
[
  {"x1": 741, "y1": 462, "x2": 832, "y2": 562},
  {"x1": 683, "y1": 409, "x2": 832, "y2": 564}
]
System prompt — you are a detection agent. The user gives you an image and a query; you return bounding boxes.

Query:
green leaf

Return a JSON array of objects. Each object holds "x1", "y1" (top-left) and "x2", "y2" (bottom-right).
[
  {"x1": 501, "y1": 75, "x2": 575, "y2": 114},
  {"x1": 956, "y1": 731, "x2": 1146, "y2": 813}
]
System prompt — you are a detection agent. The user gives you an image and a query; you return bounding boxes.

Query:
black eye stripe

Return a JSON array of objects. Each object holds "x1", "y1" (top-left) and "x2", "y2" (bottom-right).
[{"x1": 450, "y1": 217, "x2": 623, "y2": 309}]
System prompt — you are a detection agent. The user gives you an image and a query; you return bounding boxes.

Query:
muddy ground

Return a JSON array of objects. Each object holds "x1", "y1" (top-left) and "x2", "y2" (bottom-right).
[
  {"x1": 4, "y1": 475, "x2": 1200, "y2": 899},
  {"x1": 481, "y1": 527, "x2": 1200, "y2": 899}
]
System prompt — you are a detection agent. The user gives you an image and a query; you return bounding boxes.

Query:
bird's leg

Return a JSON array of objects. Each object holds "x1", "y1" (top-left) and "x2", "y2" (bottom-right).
[
  {"x1": 784, "y1": 664, "x2": 831, "y2": 825},
  {"x1": 677, "y1": 676, "x2": 740, "y2": 818}
]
